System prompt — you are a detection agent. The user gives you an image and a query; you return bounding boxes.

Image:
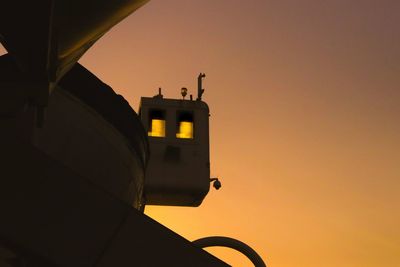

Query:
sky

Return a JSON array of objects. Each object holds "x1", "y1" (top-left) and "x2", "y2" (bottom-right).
[{"x1": 2, "y1": 1, "x2": 399, "y2": 266}]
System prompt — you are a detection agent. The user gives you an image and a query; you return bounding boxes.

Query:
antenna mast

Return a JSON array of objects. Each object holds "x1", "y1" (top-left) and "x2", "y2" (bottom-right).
[{"x1": 197, "y1": 73, "x2": 206, "y2": 101}]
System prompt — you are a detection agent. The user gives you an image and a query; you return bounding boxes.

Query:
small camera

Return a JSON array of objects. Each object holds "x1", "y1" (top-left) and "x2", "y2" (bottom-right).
[{"x1": 213, "y1": 179, "x2": 221, "y2": 190}]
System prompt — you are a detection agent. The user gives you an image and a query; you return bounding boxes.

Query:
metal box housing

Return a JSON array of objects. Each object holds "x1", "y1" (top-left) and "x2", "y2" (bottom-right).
[{"x1": 140, "y1": 96, "x2": 210, "y2": 206}]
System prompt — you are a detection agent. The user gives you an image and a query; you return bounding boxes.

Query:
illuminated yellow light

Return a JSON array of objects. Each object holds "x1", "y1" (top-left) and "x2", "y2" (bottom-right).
[
  {"x1": 148, "y1": 119, "x2": 165, "y2": 137},
  {"x1": 176, "y1": 121, "x2": 193, "y2": 139}
]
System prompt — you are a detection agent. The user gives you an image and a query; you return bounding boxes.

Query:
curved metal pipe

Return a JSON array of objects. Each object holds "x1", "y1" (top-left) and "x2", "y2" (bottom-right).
[{"x1": 193, "y1": 236, "x2": 266, "y2": 267}]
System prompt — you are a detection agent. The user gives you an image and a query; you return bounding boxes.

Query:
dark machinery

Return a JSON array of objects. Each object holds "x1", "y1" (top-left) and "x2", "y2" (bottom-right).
[
  {"x1": 140, "y1": 74, "x2": 214, "y2": 206},
  {"x1": 0, "y1": 0, "x2": 150, "y2": 125},
  {"x1": 0, "y1": 1, "x2": 265, "y2": 266},
  {"x1": 0, "y1": 1, "x2": 229, "y2": 266}
]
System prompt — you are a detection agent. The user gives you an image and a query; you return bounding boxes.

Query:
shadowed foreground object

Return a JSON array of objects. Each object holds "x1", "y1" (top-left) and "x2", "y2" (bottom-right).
[
  {"x1": 0, "y1": 0, "x2": 264, "y2": 265},
  {"x1": 0, "y1": 0, "x2": 150, "y2": 125},
  {"x1": 0, "y1": 0, "x2": 150, "y2": 83},
  {"x1": 0, "y1": 54, "x2": 229, "y2": 266},
  {"x1": 0, "y1": 0, "x2": 230, "y2": 262},
  {"x1": 0, "y1": 132, "x2": 229, "y2": 266}
]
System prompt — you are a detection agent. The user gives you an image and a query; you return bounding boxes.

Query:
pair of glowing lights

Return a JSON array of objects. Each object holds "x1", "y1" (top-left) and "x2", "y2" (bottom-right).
[{"x1": 148, "y1": 119, "x2": 193, "y2": 139}]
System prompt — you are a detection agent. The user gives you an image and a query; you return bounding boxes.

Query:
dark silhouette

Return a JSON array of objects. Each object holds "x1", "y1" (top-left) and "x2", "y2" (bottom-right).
[{"x1": 0, "y1": 0, "x2": 230, "y2": 265}]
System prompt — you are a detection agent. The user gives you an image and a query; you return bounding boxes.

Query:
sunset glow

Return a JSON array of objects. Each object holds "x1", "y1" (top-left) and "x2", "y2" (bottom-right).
[{"x1": 3, "y1": 1, "x2": 398, "y2": 266}]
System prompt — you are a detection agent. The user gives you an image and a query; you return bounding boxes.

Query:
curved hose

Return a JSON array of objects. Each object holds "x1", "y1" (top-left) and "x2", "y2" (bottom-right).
[{"x1": 192, "y1": 236, "x2": 266, "y2": 267}]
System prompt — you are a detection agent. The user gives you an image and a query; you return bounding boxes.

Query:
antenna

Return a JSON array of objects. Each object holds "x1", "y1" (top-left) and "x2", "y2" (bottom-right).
[
  {"x1": 153, "y1": 87, "x2": 163, "y2": 98},
  {"x1": 197, "y1": 73, "x2": 206, "y2": 101}
]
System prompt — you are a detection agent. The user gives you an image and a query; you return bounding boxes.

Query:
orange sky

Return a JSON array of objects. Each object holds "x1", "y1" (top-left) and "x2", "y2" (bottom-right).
[{"x1": 2, "y1": 1, "x2": 399, "y2": 266}]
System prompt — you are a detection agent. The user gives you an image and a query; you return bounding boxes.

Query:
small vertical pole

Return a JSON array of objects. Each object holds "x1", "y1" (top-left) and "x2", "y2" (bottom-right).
[{"x1": 197, "y1": 73, "x2": 206, "y2": 101}]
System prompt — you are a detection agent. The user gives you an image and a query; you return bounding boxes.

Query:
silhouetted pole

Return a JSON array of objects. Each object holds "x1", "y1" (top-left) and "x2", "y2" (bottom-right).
[{"x1": 197, "y1": 73, "x2": 206, "y2": 101}]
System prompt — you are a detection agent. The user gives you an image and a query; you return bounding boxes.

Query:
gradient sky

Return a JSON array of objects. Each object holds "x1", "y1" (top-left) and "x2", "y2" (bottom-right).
[{"x1": 2, "y1": 1, "x2": 399, "y2": 266}]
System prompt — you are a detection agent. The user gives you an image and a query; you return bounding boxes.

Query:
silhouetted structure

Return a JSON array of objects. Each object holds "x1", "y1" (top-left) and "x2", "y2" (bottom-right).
[
  {"x1": 140, "y1": 93, "x2": 211, "y2": 206},
  {"x1": 0, "y1": 0, "x2": 230, "y2": 266}
]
